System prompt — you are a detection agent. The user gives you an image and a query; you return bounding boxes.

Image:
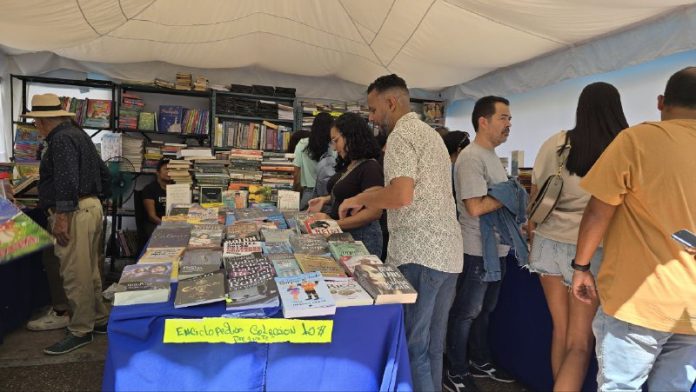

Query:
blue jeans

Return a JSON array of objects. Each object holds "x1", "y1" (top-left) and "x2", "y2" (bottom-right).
[
  {"x1": 593, "y1": 306, "x2": 696, "y2": 391},
  {"x1": 347, "y1": 220, "x2": 383, "y2": 257},
  {"x1": 447, "y1": 254, "x2": 506, "y2": 375},
  {"x1": 398, "y1": 263, "x2": 458, "y2": 392}
]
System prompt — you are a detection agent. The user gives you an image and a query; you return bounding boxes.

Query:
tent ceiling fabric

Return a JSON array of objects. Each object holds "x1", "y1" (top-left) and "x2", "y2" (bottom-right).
[{"x1": 0, "y1": 0, "x2": 694, "y2": 90}]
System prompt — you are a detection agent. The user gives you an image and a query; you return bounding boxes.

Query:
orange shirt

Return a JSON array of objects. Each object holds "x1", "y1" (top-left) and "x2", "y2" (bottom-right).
[{"x1": 581, "y1": 120, "x2": 696, "y2": 334}]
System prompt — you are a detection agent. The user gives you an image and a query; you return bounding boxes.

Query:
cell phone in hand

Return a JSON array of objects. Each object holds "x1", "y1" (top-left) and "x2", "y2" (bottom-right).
[{"x1": 672, "y1": 229, "x2": 696, "y2": 248}]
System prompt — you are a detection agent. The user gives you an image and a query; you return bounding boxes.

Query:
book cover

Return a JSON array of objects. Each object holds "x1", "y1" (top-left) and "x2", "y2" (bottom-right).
[
  {"x1": 339, "y1": 255, "x2": 383, "y2": 276},
  {"x1": 276, "y1": 190, "x2": 300, "y2": 211},
  {"x1": 200, "y1": 186, "x2": 223, "y2": 207},
  {"x1": 158, "y1": 105, "x2": 184, "y2": 133},
  {"x1": 262, "y1": 241, "x2": 293, "y2": 255},
  {"x1": 187, "y1": 224, "x2": 224, "y2": 249},
  {"x1": 275, "y1": 272, "x2": 336, "y2": 318},
  {"x1": 225, "y1": 253, "x2": 279, "y2": 310},
  {"x1": 223, "y1": 240, "x2": 263, "y2": 257},
  {"x1": 326, "y1": 232, "x2": 355, "y2": 242},
  {"x1": 260, "y1": 228, "x2": 295, "y2": 242},
  {"x1": 225, "y1": 221, "x2": 261, "y2": 241},
  {"x1": 325, "y1": 277, "x2": 374, "y2": 307},
  {"x1": 303, "y1": 217, "x2": 343, "y2": 237},
  {"x1": 221, "y1": 190, "x2": 248, "y2": 209},
  {"x1": 294, "y1": 253, "x2": 346, "y2": 278},
  {"x1": 328, "y1": 241, "x2": 370, "y2": 264},
  {"x1": 83, "y1": 99, "x2": 112, "y2": 128},
  {"x1": 147, "y1": 226, "x2": 191, "y2": 248},
  {"x1": 353, "y1": 264, "x2": 418, "y2": 304},
  {"x1": 268, "y1": 253, "x2": 303, "y2": 277},
  {"x1": 289, "y1": 234, "x2": 330, "y2": 255},
  {"x1": 113, "y1": 262, "x2": 171, "y2": 306},
  {"x1": 138, "y1": 247, "x2": 185, "y2": 264},
  {"x1": 179, "y1": 248, "x2": 222, "y2": 279},
  {"x1": 174, "y1": 270, "x2": 226, "y2": 308},
  {"x1": 0, "y1": 198, "x2": 54, "y2": 263}
]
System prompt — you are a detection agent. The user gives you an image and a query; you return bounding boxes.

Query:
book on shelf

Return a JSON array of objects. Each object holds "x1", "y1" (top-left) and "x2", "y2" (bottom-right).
[
  {"x1": 224, "y1": 252, "x2": 279, "y2": 311},
  {"x1": 294, "y1": 253, "x2": 346, "y2": 278},
  {"x1": 174, "y1": 270, "x2": 226, "y2": 308},
  {"x1": 200, "y1": 186, "x2": 224, "y2": 207},
  {"x1": 113, "y1": 263, "x2": 172, "y2": 306},
  {"x1": 325, "y1": 277, "x2": 374, "y2": 307},
  {"x1": 138, "y1": 112, "x2": 156, "y2": 131},
  {"x1": 158, "y1": 105, "x2": 184, "y2": 133},
  {"x1": 83, "y1": 99, "x2": 112, "y2": 128},
  {"x1": 275, "y1": 272, "x2": 336, "y2": 318},
  {"x1": 0, "y1": 198, "x2": 54, "y2": 263},
  {"x1": 353, "y1": 263, "x2": 417, "y2": 304}
]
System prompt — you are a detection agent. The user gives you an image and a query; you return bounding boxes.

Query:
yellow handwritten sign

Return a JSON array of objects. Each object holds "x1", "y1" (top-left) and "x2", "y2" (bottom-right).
[{"x1": 163, "y1": 318, "x2": 333, "y2": 344}]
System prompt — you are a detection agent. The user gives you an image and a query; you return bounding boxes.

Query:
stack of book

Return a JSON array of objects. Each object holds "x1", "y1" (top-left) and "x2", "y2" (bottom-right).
[
  {"x1": 175, "y1": 72, "x2": 192, "y2": 90},
  {"x1": 13, "y1": 124, "x2": 42, "y2": 163},
  {"x1": 228, "y1": 149, "x2": 263, "y2": 189},
  {"x1": 161, "y1": 143, "x2": 186, "y2": 160},
  {"x1": 181, "y1": 108, "x2": 209, "y2": 135},
  {"x1": 142, "y1": 141, "x2": 164, "y2": 173},
  {"x1": 121, "y1": 135, "x2": 144, "y2": 172},
  {"x1": 154, "y1": 78, "x2": 175, "y2": 89},
  {"x1": 167, "y1": 159, "x2": 193, "y2": 183},
  {"x1": 261, "y1": 152, "x2": 294, "y2": 189},
  {"x1": 113, "y1": 263, "x2": 173, "y2": 306},
  {"x1": 118, "y1": 93, "x2": 144, "y2": 130},
  {"x1": 192, "y1": 160, "x2": 229, "y2": 188},
  {"x1": 193, "y1": 76, "x2": 208, "y2": 92},
  {"x1": 277, "y1": 103, "x2": 294, "y2": 121}
]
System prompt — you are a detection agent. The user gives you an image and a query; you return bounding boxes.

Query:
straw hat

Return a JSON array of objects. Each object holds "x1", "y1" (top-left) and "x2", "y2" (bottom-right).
[{"x1": 21, "y1": 93, "x2": 76, "y2": 118}]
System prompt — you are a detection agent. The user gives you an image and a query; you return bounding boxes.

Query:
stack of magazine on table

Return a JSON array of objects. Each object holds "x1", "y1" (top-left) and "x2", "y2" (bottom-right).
[{"x1": 112, "y1": 203, "x2": 417, "y2": 318}]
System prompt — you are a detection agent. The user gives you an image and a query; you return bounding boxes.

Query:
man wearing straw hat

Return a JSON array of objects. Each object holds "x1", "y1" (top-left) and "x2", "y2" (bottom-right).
[{"x1": 23, "y1": 93, "x2": 111, "y2": 355}]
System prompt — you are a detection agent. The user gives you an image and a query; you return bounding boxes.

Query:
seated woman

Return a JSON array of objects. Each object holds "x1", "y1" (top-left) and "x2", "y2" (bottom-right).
[
  {"x1": 307, "y1": 113, "x2": 384, "y2": 256},
  {"x1": 141, "y1": 159, "x2": 170, "y2": 239}
]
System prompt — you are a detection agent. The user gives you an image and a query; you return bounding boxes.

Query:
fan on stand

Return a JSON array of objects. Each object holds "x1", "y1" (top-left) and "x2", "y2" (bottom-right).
[{"x1": 104, "y1": 156, "x2": 137, "y2": 276}]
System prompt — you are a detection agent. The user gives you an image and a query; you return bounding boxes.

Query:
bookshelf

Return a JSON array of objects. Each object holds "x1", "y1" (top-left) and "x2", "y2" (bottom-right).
[{"x1": 409, "y1": 97, "x2": 446, "y2": 129}]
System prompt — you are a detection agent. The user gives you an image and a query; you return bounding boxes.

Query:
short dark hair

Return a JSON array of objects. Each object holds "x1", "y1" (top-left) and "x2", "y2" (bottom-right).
[
  {"x1": 663, "y1": 66, "x2": 696, "y2": 109},
  {"x1": 442, "y1": 131, "x2": 470, "y2": 155},
  {"x1": 471, "y1": 96, "x2": 510, "y2": 132},
  {"x1": 157, "y1": 159, "x2": 170, "y2": 172},
  {"x1": 367, "y1": 74, "x2": 409, "y2": 95},
  {"x1": 305, "y1": 112, "x2": 334, "y2": 161},
  {"x1": 333, "y1": 113, "x2": 381, "y2": 172}
]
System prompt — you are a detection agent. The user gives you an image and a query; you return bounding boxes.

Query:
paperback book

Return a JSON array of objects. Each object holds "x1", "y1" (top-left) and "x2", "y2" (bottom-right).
[
  {"x1": 325, "y1": 277, "x2": 374, "y2": 307},
  {"x1": 174, "y1": 270, "x2": 227, "y2": 308},
  {"x1": 113, "y1": 263, "x2": 172, "y2": 306},
  {"x1": 294, "y1": 253, "x2": 346, "y2": 278},
  {"x1": 289, "y1": 234, "x2": 330, "y2": 255},
  {"x1": 262, "y1": 241, "x2": 293, "y2": 255},
  {"x1": 225, "y1": 253, "x2": 279, "y2": 311},
  {"x1": 303, "y1": 217, "x2": 343, "y2": 237},
  {"x1": 138, "y1": 247, "x2": 185, "y2": 264},
  {"x1": 148, "y1": 226, "x2": 191, "y2": 248},
  {"x1": 179, "y1": 248, "x2": 223, "y2": 279},
  {"x1": 223, "y1": 240, "x2": 263, "y2": 257},
  {"x1": 275, "y1": 272, "x2": 336, "y2": 318},
  {"x1": 0, "y1": 198, "x2": 54, "y2": 263},
  {"x1": 187, "y1": 224, "x2": 224, "y2": 249},
  {"x1": 328, "y1": 241, "x2": 370, "y2": 264},
  {"x1": 339, "y1": 255, "x2": 383, "y2": 276},
  {"x1": 268, "y1": 253, "x2": 303, "y2": 277},
  {"x1": 353, "y1": 264, "x2": 418, "y2": 304}
]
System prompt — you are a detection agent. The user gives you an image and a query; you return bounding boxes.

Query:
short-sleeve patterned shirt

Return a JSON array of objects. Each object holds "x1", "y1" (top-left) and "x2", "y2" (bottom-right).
[{"x1": 383, "y1": 112, "x2": 463, "y2": 273}]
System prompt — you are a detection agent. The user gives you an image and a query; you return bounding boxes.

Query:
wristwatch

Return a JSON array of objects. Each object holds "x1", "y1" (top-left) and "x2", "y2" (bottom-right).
[{"x1": 571, "y1": 259, "x2": 591, "y2": 272}]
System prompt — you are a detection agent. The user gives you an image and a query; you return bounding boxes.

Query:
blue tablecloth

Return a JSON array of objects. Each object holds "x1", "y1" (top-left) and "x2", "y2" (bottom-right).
[
  {"x1": 102, "y1": 289, "x2": 412, "y2": 392},
  {"x1": 489, "y1": 255, "x2": 598, "y2": 391}
]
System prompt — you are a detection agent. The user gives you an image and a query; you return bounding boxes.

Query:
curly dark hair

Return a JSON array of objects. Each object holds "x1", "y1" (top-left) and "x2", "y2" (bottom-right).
[
  {"x1": 333, "y1": 113, "x2": 381, "y2": 172},
  {"x1": 305, "y1": 112, "x2": 334, "y2": 161}
]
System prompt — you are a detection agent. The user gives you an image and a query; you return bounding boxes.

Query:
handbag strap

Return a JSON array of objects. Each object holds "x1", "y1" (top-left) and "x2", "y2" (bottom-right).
[{"x1": 555, "y1": 132, "x2": 571, "y2": 176}]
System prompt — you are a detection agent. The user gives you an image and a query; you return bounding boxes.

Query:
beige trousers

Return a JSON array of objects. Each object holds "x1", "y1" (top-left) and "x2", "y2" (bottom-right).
[{"x1": 49, "y1": 197, "x2": 109, "y2": 336}]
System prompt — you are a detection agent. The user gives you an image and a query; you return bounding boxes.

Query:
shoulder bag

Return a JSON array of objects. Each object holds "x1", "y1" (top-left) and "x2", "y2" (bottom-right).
[{"x1": 527, "y1": 133, "x2": 571, "y2": 225}]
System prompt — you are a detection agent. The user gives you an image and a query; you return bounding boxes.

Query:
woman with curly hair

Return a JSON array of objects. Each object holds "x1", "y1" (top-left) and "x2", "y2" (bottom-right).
[
  {"x1": 293, "y1": 112, "x2": 334, "y2": 209},
  {"x1": 307, "y1": 112, "x2": 384, "y2": 256}
]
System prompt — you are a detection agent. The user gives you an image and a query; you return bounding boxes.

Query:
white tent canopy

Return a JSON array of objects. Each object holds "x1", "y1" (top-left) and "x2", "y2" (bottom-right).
[{"x1": 1, "y1": 0, "x2": 695, "y2": 99}]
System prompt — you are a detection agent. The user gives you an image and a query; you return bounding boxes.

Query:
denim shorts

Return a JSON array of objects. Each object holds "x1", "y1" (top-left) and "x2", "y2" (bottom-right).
[{"x1": 527, "y1": 233, "x2": 602, "y2": 286}]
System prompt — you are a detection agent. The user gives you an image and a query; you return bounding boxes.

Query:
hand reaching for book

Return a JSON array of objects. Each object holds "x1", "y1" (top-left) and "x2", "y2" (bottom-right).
[{"x1": 307, "y1": 197, "x2": 328, "y2": 213}]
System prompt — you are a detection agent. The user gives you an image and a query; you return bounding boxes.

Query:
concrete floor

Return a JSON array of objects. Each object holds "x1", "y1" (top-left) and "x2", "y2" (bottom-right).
[{"x1": 0, "y1": 310, "x2": 525, "y2": 392}]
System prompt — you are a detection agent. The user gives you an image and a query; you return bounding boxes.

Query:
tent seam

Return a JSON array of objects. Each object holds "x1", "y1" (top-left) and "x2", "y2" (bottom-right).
[
  {"x1": 128, "y1": 11, "x2": 364, "y2": 45},
  {"x1": 440, "y1": 0, "x2": 568, "y2": 45},
  {"x1": 75, "y1": 0, "x2": 103, "y2": 36},
  {"x1": 386, "y1": 0, "x2": 437, "y2": 67},
  {"x1": 337, "y1": 0, "x2": 390, "y2": 72},
  {"x1": 369, "y1": 0, "x2": 396, "y2": 45},
  {"x1": 117, "y1": 0, "x2": 128, "y2": 20},
  {"x1": 100, "y1": 31, "x2": 385, "y2": 67}
]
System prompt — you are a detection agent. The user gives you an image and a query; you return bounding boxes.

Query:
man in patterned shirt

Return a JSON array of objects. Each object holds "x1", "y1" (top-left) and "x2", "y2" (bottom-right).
[
  {"x1": 23, "y1": 93, "x2": 111, "y2": 355},
  {"x1": 339, "y1": 74, "x2": 463, "y2": 392}
]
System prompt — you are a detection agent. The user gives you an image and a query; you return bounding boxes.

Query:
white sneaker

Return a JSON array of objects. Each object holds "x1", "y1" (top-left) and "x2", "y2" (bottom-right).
[{"x1": 27, "y1": 308, "x2": 70, "y2": 331}]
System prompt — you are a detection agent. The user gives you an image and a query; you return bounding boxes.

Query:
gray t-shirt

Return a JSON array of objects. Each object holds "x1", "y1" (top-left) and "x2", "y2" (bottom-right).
[{"x1": 454, "y1": 142, "x2": 510, "y2": 257}]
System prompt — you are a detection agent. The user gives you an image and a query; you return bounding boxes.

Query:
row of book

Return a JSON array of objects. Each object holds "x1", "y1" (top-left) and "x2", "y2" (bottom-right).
[
  {"x1": 157, "y1": 105, "x2": 210, "y2": 135},
  {"x1": 300, "y1": 100, "x2": 369, "y2": 130},
  {"x1": 112, "y1": 204, "x2": 417, "y2": 316},
  {"x1": 213, "y1": 120, "x2": 291, "y2": 152},
  {"x1": 58, "y1": 96, "x2": 113, "y2": 129}
]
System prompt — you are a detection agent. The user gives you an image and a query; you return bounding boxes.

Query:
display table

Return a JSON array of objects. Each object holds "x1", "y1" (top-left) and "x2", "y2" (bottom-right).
[
  {"x1": 102, "y1": 289, "x2": 413, "y2": 391},
  {"x1": 489, "y1": 255, "x2": 598, "y2": 391}
]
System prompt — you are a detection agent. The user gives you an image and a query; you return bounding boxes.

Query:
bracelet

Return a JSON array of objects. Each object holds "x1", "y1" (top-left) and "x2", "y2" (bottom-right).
[{"x1": 571, "y1": 259, "x2": 591, "y2": 272}]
